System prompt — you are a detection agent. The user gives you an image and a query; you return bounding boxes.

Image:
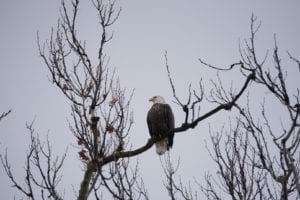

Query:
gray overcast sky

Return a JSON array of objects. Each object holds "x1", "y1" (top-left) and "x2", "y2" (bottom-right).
[{"x1": 1, "y1": 0, "x2": 300, "y2": 199}]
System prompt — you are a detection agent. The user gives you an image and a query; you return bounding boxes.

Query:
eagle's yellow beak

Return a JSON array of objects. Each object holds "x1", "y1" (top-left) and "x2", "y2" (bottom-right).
[{"x1": 149, "y1": 97, "x2": 154, "y2": 102}]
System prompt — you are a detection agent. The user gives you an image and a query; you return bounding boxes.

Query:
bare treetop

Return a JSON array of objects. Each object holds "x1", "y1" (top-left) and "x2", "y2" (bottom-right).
[{"x1": 2, "y1": 1, "x2": 299, "y2": 200}]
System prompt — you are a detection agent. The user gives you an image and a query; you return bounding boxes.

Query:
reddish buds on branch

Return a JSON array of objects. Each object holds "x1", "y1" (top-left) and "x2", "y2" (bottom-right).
[
  {"x1": 106, "y1": 124, "x2": 115, "y2": 133},
  {"x1": 109, "y1": 98, "x2": 118, "y2": 107},
  {"x1": 78, "y1": 149, "x2": 89, "y2": 161}
]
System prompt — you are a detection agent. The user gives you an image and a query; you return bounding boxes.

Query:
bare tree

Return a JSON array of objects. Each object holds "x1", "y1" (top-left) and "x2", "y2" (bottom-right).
[
  {"x1": 1, "y1": 0, "x2": 256, "y2": 199},
  {"x1": 161, "y1": 154, "x2": 198, "y2": 200},
  {"x1": 196, "y1": 15, "x2": 300, "y2": 200},
  {"x1": 0, "y1": 121, "x2": 66, "y2": 199}
]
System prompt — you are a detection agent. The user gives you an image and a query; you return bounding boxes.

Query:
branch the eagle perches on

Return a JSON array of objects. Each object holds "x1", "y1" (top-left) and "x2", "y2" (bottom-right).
[
  {"x1": 77, "y1": 59, "x2": 255, "y2": 200},
  {"x1": 74, "y1": 60, "x2": 254, "y2": 200},
  {"x1": 98, "y1": 68, "x2": 255, "y2": 166}
]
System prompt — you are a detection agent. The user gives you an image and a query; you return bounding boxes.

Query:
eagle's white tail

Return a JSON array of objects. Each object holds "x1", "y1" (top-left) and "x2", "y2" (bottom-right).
[{"x1": 155, "y1": 138, "x2": 168, "y2": 155}]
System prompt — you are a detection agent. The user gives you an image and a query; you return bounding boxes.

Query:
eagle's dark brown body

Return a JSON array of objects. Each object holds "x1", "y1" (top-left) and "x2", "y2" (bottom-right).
[{"x1": 147, "y1": 103, "x2": 174, "y2": 154}]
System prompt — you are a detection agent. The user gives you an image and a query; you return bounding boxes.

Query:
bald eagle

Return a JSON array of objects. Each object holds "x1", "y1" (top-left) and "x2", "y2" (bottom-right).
[{"x1": 147, "y1": 96, "x2": 175, "y2": 155}]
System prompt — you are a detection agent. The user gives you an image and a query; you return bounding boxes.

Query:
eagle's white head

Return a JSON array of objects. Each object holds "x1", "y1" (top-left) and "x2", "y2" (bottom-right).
[{"x1": 149, "y1": 95, "x2": 166, "y2": 104}]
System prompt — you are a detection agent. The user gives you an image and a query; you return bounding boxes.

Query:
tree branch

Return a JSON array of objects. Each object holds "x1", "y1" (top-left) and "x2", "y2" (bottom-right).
[{"x1": 0, "y1": 110, "x2": 11, "y2": 121}]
